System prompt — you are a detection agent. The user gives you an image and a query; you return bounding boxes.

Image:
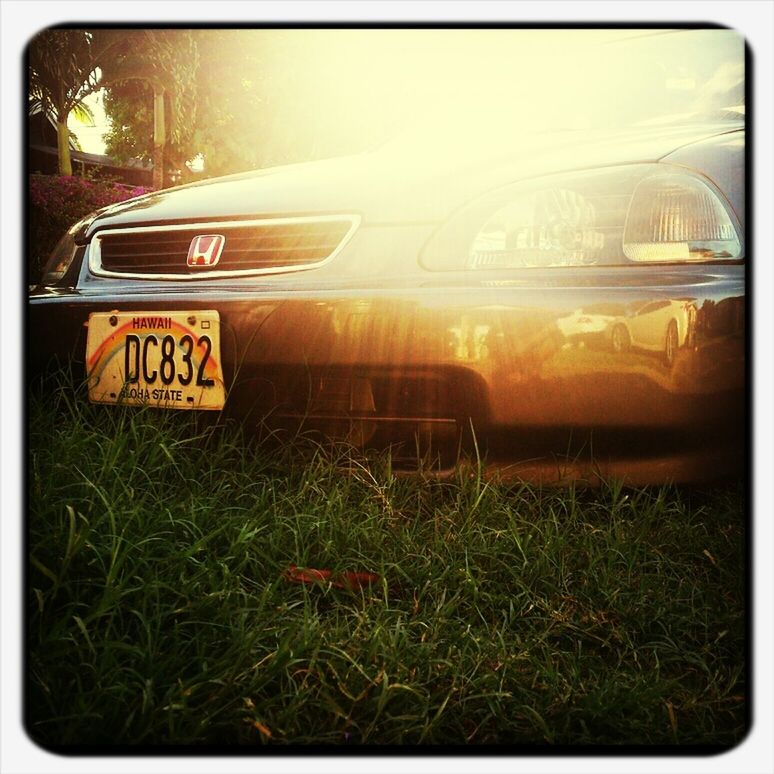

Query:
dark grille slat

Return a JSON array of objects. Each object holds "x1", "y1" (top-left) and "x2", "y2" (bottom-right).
[
  {"x1": 101, "y1": 242, "x2": 340, "y2": 255},
  {"x1": 101, "y1": 244, "x2": 338, "y2": 260},
  {"x1": 102, "y1": 236, "x2": 343, "y2": 250},
  {"x1": 105, "y1": 250, "x2": 331, "y2": 263},
  {"x1": 96, "y1": 219, "x2": 354, "y2": 276},
  {"x1": 105, "y1": 254, "x2": 332, "y2": 271},
  {"x1": 103, "y1": 249, "x2": 195, "y2": 259},
  {"x1": 104, "y1": 230, "x2": 342, "y2": 246},
  {"x1": 220, "y1": 244, "x2": 341, "y2": 254}
]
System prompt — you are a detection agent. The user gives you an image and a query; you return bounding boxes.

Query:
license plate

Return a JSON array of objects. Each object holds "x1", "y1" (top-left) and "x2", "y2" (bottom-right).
[{"x1": 85, "y1": 310, "x2": 226, "y2": 410}]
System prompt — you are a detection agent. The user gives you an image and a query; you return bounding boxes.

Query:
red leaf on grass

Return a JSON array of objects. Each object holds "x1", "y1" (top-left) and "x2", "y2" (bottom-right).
[
  {"x1": 283, "y1": 565, "x2": 379, "y2": 590},
  {"x1": 336, "y1": 570, "x2": 380, "y2": 590}
]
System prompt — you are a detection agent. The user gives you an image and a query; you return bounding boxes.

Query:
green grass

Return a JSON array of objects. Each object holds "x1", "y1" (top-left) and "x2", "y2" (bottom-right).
[{"x1": 27, "y1": 371, "x2": 746, "y2": 748}]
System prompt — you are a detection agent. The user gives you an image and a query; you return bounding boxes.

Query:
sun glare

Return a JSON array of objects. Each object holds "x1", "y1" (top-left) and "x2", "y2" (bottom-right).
[{"x1": 64, "y1": 29, "x2": 743, "y2": 175}]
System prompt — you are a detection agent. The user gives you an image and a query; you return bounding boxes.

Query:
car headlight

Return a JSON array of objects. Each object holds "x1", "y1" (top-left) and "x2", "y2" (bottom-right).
[
  {"x1": 39, "y1": 211, "x2": 102, "y2": 285},
  {"x1": 40, "y1": 230, "x2": 77, "y2": 285},
  {"x1": 420, "y1": 164, "x2": 742, "y2": 271}
]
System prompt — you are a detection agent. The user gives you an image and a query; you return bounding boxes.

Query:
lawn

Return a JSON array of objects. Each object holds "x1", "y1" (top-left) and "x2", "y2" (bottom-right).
[{"x1": 27, "y1": 371, "x2": 746, "y2": 749}]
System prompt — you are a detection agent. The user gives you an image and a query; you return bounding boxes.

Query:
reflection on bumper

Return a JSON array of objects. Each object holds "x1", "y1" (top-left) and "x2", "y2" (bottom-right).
[{"x1": 28, "y1": 271, "x2": 745, "y2": 484}]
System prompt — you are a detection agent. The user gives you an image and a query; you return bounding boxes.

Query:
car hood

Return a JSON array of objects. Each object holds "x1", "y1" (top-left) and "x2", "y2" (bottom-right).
[{"x1": 86, "y1": 121, "x2": 741, "y2": 237}]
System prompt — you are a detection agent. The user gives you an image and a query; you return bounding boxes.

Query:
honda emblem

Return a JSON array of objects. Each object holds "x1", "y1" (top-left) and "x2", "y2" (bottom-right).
[{"x1": 187, "y1": 234, "x2": 225, "y2": 267}]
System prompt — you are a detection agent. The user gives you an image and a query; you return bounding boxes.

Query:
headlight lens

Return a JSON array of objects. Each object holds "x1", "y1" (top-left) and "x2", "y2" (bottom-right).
[
  {"x1": 40, "y1": 230, "x2": 77, "y2": 285},
  {"x1": 622, "y1": 172, "x2": 741, "y2": 262},
  {"x1": 39, "y1": 211, "x2": 101, "y2": 285},
  {"x1": 421, "y1": 164, "x2": 742, "y2": 271}
]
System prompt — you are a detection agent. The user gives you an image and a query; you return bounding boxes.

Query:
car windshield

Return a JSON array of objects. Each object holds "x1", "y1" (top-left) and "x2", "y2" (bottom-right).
[
  {"x1": 574, "y1": 29, "x2": 744, "y2": 128},
  {"x1": 378, "y1": 28, "x2": 744, "y2": 153}
]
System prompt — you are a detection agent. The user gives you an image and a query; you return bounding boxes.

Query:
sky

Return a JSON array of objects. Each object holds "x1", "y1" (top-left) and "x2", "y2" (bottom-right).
[{"x1": 68, "y1": 90, "x2": 109, "y2": 155}]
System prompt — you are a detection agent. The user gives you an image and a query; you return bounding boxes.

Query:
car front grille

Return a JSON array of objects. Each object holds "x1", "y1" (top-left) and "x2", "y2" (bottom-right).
[{"x1": 89, "y1": 216, "x2": 359, "y2": 279}]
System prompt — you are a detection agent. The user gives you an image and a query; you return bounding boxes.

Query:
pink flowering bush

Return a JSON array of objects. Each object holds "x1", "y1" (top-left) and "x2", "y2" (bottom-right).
[{"x1": 29, "y1": 174, "x2": 154, "y2": 284}]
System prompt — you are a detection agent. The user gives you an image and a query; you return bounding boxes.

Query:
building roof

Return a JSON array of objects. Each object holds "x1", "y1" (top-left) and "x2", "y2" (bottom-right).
[{"x1": 29, "y1": 143, "x2": 153, "y2": 170}]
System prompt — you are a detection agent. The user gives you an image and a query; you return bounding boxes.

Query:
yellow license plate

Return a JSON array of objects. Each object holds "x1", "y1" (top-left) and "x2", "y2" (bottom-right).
[{"x1": 85, "y1": 310, "x2": 226, "y2": 410}]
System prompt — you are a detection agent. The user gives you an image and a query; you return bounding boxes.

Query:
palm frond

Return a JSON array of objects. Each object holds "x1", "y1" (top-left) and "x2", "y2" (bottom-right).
[{"x1": 70, "y1": 102, "x2": 95, "y2": 126}]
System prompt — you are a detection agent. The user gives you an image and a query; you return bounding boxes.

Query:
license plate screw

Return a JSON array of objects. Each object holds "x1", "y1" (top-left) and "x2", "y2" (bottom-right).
[
  {"x1": 109, "y1": 315, "x2": 118, "y2": 326},
  {"x1": 187, "y1": 315, "x2": 197, "y2": 326}
]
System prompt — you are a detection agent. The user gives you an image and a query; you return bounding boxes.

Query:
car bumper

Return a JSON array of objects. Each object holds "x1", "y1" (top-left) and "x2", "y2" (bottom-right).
[{"x1": 28, "y1": 267, "x2": 745, "y2": 484}]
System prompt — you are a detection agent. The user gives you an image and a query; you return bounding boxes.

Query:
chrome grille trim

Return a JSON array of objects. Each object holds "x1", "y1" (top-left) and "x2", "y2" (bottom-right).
[{"x1": 88, "y1": 214, "x2": 361, "y2": 280}]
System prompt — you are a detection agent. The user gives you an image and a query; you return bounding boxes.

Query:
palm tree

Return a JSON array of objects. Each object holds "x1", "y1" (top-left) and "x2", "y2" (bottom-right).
[
  {"x1": 28, "y1": 29, "x2": 123, "y2": 176},
  {"x1": 28, "y1": 97, "x2": 93, "y2": 153},
  {"x1": 30, "y1": 29, "x2": 197, "y2": 187},
  {"x1": 99, "y1": 30, "x2": 198, "y2": 189}
]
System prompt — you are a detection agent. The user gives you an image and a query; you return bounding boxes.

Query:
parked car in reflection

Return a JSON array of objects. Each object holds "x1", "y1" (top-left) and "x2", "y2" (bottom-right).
[
  {"x1": 557, "y1": 304, "x2": 622, "y2": 348},
  {"x1": 608, "y1": 299, "x2": 696, "y2": 366}
]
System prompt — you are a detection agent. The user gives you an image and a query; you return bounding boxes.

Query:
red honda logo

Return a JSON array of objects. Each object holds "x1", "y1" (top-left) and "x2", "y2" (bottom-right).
[{"x1": 187, "y1": 234, "x2": 225, "y2": 267}]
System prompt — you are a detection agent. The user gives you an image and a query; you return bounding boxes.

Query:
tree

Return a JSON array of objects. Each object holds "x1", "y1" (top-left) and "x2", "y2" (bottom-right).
[
  {"x1": 103, "y1": 30, "x2": 258, "y2": 178},
  {"x1": 103, "y1": 30, "x2": 307, "y2": 178},
  {"x1": 28, "y1": 97, "x2": 93, "y2": 152},
  {"x1": 29, "y1": 28, "x2": 197, "y2": 187},
  {"x1": 99, "y1": 30, "x2": 198, "y2": 188},
  {"x1": 100, "y1": 30, "x2": 404, "y2": 179},
  {"x1": 28, "y1": 29, "x2": 123, "y2": 176}
]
